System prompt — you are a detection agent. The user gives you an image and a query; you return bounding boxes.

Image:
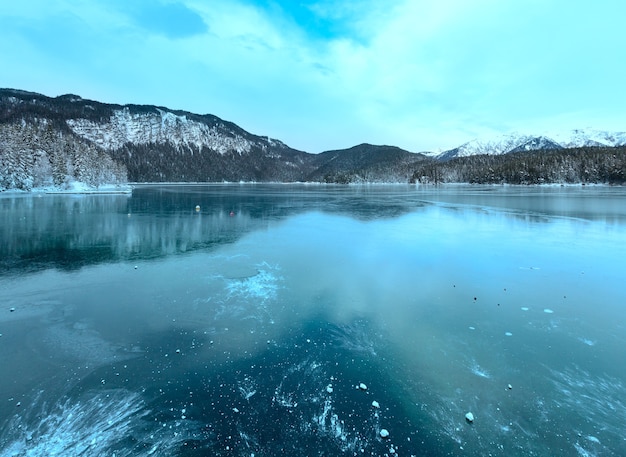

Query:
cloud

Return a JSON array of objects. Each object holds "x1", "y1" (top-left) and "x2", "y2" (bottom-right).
[
  {"x1": 117, "y1": 1, "x2": 207, "y2": 39},
  {"x1": 1, "y1": 0, "x2": 625, "y2": 152}
]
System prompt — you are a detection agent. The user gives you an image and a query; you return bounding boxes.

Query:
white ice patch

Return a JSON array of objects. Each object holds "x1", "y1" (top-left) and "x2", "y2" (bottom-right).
[
  {"x1": 428, "y1": 404, "x2": 463, "y2": 445},
  {"x1": 42, "y1": 320, "x2": 136, "y2": 366},
  {"x1": 0, "y1": 389, "x2": 201, "y2": 457},
  {"x1": 273, "y1": 382, "x2": 299, "y2": 408},
  {"x1": 211, "y1": 262, "x2": 283, "y2": 324},
  {"x1": 329, "y1": 320, "x2": 379, "y2": 357},
  {"x1": 226, "y1": 263, "x2": 282, "y2": 304},
  {"x1": 551, "y1": 367, "x2": 626, "y2": 447},
  {"x1": 468, "y1": 360, "x2": 491, "y2": 378},
  {"x1": 272, "y1": 359, "x2": 323, "y2": 409},
  {"x1": 574, "y1": 442, "x2": 594, "y2": 457},
  {"x1": 578, "y1": 337, "x2": 596, "y2": 346},
  {"x1": 238, "y1": 376, "x2": 258, "y2": 401},
  {"x1": 313, "y1": 397, "x2": 358, "y2": 452}
]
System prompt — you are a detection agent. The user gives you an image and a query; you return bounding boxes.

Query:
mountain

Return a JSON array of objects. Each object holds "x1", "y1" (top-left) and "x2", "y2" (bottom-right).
[
  {"x1": 431, "y1": 129, "x2": 626, "y2": 161},
  {"x1": 0, "y1": 89, "x2": 316, "y2": 188},
  {"x1": 0, "y1": 89, "x2": 426, "y2": 190},
  {"x1": 1, "y1": 88, "x2": 624, "y2": 190},
  {"x1": 305, "y1": 144, "x2": 428, "y2": 183},
  {"x1": 508, "y1": 136, "x2": 563, "y2": 153}
]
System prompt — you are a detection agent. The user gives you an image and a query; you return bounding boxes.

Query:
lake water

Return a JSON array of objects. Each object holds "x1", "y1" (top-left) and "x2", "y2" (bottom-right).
[{"x1": 1, "y1": 184, "x2": 625, "y2": 456}]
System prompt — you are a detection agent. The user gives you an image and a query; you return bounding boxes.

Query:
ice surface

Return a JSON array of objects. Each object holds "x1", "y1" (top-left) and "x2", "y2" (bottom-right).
[{"x1": 2, "y1": 185, "x2": 626, "y2": 456}]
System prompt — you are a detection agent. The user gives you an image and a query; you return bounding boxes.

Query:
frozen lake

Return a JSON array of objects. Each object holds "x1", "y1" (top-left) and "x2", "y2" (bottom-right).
[{"x1": 1, "y1": 184, "x2": 625, "y2": 456}]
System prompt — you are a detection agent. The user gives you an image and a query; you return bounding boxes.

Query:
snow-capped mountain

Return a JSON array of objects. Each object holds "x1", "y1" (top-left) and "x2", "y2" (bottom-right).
[
  {"x1": 432, "y1": 129, "x2": 626, "y2": 160},
  {"x1": 550, "y1": 129, "x2": 626, "y2": 149},
  {"x1": 0, "y1": 89, "x2": 316, "y2": 186}
]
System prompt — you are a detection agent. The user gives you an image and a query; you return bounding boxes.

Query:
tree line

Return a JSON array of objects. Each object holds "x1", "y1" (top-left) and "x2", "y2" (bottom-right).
[
  {"x1": 410, "y1": 146, "x2": 626, "y2": 185},
  {"x1": 2, "y1": 89, "x2": 625, "y2": 188},
  {"x1": 0, "y1": 121, "x2": 127, "y2": 191}
]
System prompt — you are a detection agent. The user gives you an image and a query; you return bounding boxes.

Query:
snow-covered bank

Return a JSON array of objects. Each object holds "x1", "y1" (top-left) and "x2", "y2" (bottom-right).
[{"x1": 1, "y1": 181, "x2": 132, "y2": 195}]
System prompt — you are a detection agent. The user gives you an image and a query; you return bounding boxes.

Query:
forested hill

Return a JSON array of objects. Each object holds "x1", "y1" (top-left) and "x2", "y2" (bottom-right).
[
  {"x1": 1, "y1": 88, "x2": 625, "y2": 190},
  {"x1": 305, "y1": 144, "x2": 429, "y2": 183},
  {"x1": 411, "y1": 146, "x2": 626, "y2": 185}
]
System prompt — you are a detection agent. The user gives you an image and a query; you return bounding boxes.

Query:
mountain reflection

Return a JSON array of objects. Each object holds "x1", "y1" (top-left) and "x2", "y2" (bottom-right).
[
  {"x1": 0, "y1": 185, "x2": 422, "y2": 275},
  {"x1": 2, "y1": 184, "x2": 625, "y2": 276}
]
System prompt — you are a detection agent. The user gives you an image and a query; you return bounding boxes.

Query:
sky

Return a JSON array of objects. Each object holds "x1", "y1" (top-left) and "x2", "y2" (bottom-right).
[{"x1": 1, "y1": 0, "x2": 626, "y2": 153}]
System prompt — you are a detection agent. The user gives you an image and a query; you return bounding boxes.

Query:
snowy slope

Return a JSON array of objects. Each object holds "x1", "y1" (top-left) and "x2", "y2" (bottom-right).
[
  {"x1": 432, "y1": 129, "x2": 626, "y2": 160},
  {"x1": 549, "y1": 129, "x2": 626, "y2": 149},
  {"x1": 67, "y1": 108, "x2": 255, "y2": 154}
]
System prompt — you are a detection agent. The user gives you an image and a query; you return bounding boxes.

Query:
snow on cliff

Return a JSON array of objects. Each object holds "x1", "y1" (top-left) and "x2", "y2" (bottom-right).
[{"x1": 66, "y1": 108, "x2": 254, "y2": 154}]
